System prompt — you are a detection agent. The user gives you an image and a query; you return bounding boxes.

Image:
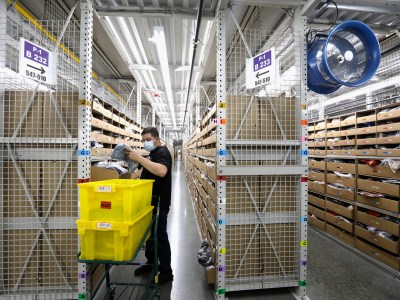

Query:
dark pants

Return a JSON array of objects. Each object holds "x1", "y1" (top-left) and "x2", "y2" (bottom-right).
[{"x1": 145, "y1": 209, "x2": 172, "y2": 276}]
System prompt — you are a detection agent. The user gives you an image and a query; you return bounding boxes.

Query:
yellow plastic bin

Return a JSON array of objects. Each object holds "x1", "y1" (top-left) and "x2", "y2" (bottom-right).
[
  {"x1": 77, "y1": 206, "x2": 153, "y2": 261},
  {"x1": 78, "y1": 179, "x2": 154, "y2": 222}
]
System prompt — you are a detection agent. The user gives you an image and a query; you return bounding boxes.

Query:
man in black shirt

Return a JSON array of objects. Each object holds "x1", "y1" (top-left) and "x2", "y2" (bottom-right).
[{"x1": 127, "y1": 127, "x2": 173, "y2": 285}]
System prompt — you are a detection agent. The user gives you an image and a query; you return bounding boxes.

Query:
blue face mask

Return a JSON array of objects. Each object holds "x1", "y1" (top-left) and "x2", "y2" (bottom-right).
[{"x1": 144, "y1": 140, "x2": 156, "y2": 152}]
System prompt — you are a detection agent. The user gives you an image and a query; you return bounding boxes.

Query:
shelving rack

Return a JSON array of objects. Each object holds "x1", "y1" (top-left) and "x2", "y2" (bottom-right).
[
  {"x1": 308, "y1": 101, "x2": 400, "y2": 273},
  {"x1": 185, "y1": 7, "x2": 308, "y2": 300}
]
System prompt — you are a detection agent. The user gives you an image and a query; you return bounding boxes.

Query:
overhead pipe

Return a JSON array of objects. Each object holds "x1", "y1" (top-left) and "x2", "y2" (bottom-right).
[{"x1": 182, "y1": 0, "x2": 205, "y2": 128}]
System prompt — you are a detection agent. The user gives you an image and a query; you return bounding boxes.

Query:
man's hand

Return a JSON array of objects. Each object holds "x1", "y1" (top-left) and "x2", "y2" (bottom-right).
[{"x1": 127, "y1": 149, "x2": 142, "y2": 162}]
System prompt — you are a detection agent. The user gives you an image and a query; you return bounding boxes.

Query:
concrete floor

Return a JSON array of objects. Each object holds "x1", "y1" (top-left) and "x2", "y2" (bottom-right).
[{"x1": 96, "y1": 160, "x2": 400, "y2": 299}]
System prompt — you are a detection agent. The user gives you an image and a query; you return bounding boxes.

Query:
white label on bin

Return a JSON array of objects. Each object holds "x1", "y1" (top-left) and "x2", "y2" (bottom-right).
[
  {"x1": 97, "y1": 222, "x2": 112, "y2": 229},
  {"x1": 97, "y1": 186, "x2": 112, "y2": 192}
]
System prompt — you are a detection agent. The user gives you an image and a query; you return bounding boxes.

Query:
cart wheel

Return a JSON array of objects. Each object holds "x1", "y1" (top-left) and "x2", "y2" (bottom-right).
[{"x1": 108, "y1": 286, "x2": 116, "y2": 300}]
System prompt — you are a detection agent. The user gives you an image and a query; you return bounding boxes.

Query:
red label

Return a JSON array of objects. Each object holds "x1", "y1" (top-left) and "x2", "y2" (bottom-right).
[
  {"x1": 101, "y1": 201, "x2": 112, "y2": 209},
  {"x1": 301, "y1": 177, "x2": 308, "y2": 182},
  {"x1": 217, "y1": 176, "x2": 227, "y2": 181}
]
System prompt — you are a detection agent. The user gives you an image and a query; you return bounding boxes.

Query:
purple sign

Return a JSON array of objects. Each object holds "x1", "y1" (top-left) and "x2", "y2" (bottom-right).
[
  {"x1": 253, "y1": 50, "x2": 272, "y2": 72},
  {"x1": 24, "y1": 40, "x2": 49, "y2": 67}
]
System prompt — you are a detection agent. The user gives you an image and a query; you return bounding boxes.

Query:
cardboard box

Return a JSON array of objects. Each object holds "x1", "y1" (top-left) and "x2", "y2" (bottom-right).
[
  {"x1": 4, "y1": 91, "x2": 42, "y2": 138},
  {"x1": 314, "y1": 149, "x2": 327, "y2": 156},
  {"x1": 356, "y1": 194, "x2": 399, "y2": 214},
  {"x1": 326, "y1": 173, "x2": 356, "y2": 188},
  {"x1": 325, "y1": 213, "x2": 353, "y2": 233},
  {"x1": 358, "y1": 164, "x2": 400, "y2": 179},
  {"x1": 358, "y1": 178, "x2": 400, "y2": 198},
  {"x1": 356, "y1": 211, "x2": 400, "y2": 236},
  {"x1": 338, "y1": 139, "x2": 356, "y2": 146},
  {"x1": 226, "y1": 225, "x2": 261, "y2": 278},
  {"x1": 356, "y1": 126, "x2": 376, "y2": 135},
  {"x1": 307, "y1": 125, "x2": 314, "y2": 132},
  {"x1": 357, "y1": 114, "x2": 376, "y2": 124},
  {"x1": 376, "y1": 122, "x2": 400, "y2": 133},
  {"x1": 309, "y1": 133, "x2": 316, "y2": 140},
  {"x1": 309, "y1": 160, "x2": 325, "y2": 170},
  {"x1": 377, "y1": 149, "x2": 400, "y2": 157},
  {"x1": 308, "y1": 181, "x2": 325, "y2": 194},
  {"x1": 326, "y1": 162, "x2": 356, "y2": 173},
  {"x1": 340, "y1": 128, "x2": 356, "y2": 136},
  {"x1": 377, "y1": 109, "x2": 400, "y2": 121},
  {"x1": 308, "y1": 194, "x2": 325, "y2": 208},
  {"x1": 308, "y1": 204, "x2": 325, "y2": 220},
  {"x1": 93, "y1": 101, "x2": 103, "y2": 113},
  {"x1": 339, "y1": 149, "x2": 357, "y2": 156},
  {"x1": 325, "y1": 199, "x2": 354, "y2": 219},
  {"x1": 314, "y1": 141, "x2": 326, "y2": 147},
  {"x1": 355, "y1": 149, "x2": 377, "y2": 156},
  {"x1": 356, "y1": 239, "x2": 399, "y2": 271},
  {"x1": 315, "y1": 122, "x2": 326, "y2": 130},
  {"x1": 308, "y1": 215, "x2": 325, "y2": 230},
  {"x1": 326, "y1": 223, "x2": 355, "y2": 247},
  {"x1": 90, "y1": 166, "x2": 133, "y2": 181},
  {"x1": 376, "y1": 136, "x2": 400, "y2": 145},
  {"x1": 205, "y1": 267, "x2": 216, "y2": 284},
  {"x1": 308, "y1": 149, "x2": 316, "y2": 155},
  {"x1": 327, "y1": 120, "x2": 340, "y2": 129},
  {"x1": 340, "y1": 117, "x2": 356, "y2": 127},
  {"x1": 3, "y1": 230, "x2": 39, "y2": 287},
  {"x1": 357, "y1": 138, "x2": 376, "y2": 146},
  {"x1": 309, "y1": 171, "x2": 324, "y2": 182},
  {"x1": 326, "y1": 185, "x2": 355, "y2": 201},
  {"x1": 326, "y1": 140, "x2": 340, "y2": 147},
  {"x1": 326, "y1": 149, "x2": 341, "y2": 156},
  {"x1": 260, "y1": 224, "x2": 298, "y2": 276},
  {"x1": 355, "y1": 226, "x2": 399, "y2": 254}
]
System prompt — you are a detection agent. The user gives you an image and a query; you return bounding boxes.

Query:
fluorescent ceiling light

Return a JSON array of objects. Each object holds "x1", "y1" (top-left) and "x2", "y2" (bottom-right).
[{"x1": 154, "y1": 26, "x2": 177, "y2": 127}]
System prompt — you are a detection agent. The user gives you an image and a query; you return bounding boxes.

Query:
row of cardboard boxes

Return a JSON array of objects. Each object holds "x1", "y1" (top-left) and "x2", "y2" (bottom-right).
[
  {"x1": 309, "y1": 148, "x2": 400, "y2": 157},
  {"x1": 309, "y1": 123, "x2": 400, "y2": 139},
  {"x1": 309, "y1": 159, "x2": 400, "y2": 175},
  {"x1": 308, "y1": 104, "x2": 400, "y2": 131},
  {"x1": 309, "y1": 180, "x2": 400, "y2": 211},
  {"x1": 92, "y1": 117, "x2": 142, "y2": 139},
  {"x1": 91, "y1": 132, "x2": 142, "y2": 146},
  {"x1": 309, "y1": 136, "x2": 400, "y2": 147},
  {"x1": 308, "y1": 205, "x2": 399, "y2": 269},
  {"x1": 185, "y1": 148, "x2": 217, "y2": 157},
  {"x1": 91, "y1": 147, "x2": 147, "y2": 157},
  {"x1": 186, "y1": 123, "x2": 217, "y2": 148},
  {"x1": 93, "y1": 101, "x2": 141, "y2": 132}
]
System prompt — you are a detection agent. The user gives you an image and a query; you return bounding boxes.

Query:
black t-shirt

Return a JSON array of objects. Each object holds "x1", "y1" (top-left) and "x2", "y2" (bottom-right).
[{"x1": 140, "y1": 146, "x2": 172, "y2": 211}]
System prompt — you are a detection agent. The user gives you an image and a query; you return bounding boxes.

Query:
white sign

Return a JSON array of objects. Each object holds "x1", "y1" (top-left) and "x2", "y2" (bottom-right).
[
  {"x1": 246, "y1": 48, "x2": 276, "y2": 90},
  {"x1": 19, "y1": 38, "x2": 56, "y2": 85}
]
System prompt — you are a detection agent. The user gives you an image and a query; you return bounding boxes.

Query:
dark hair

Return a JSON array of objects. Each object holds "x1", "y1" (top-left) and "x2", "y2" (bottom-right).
[{"x1": 141, "y1": 127, "x2": 160, "y2": 138}]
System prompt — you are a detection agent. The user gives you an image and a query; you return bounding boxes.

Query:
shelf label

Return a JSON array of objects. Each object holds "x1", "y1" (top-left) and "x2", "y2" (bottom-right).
[
  {"x1": 217, "y1": 265, "x2": 226, "y2": 272},
  {"x1": 215, "y1": 288, "x2": 226, "y2": 295},
  {"x1": 212, "y1": 118, "x2": 227, "y2": 125},
  {"x1": 218, "y1": 102, "x2": 227, "y2": 108},
  {"x1": 299, "y1": 281, "x2": 307, "y2": 286},
  {"x1": 78, "y1": 149, "x2": 90, "y2": 157},
  {"x1": 300, "y1": 260, "x2": 307, "y2": 266},
  {"x1": 100, "y1": 201, "x2": 112, "y2": 209},
  {"x1": 219, "y1": 247, "x2": 226, "y2": 254},
  {"x1": 78, "y1": 293, "x2": 87, "y2": 300},
  {"x1": 97, "y1": 222, "x2": 112, "y2": 229},
  {"x1": 79, "y1": 99, "x2": 91, "y2": 107},
  {"x1": 300, "y1": 240, "x2": 307, "y2": 247},
  {"x1": 217, "y1": 218, "x2": 226, "y2": 225},
  {"x1": 97, "y1": 186, "x2": 112, "y2": 192},
  {"x1": 301, "y1": 150, "x2": 308, "y2": 156},
  {"x1": 301, "y1": 136, "x2": 308, "y2": 142},
  {"x1": 78, "y1": 272, "x2": 86, "y2": 279},
  {"x1": 217, "y1": 176, "x2": 226, "y2": 181},
  {"x1": 301, "y1": 119, "x2": 308, "y2": 125},
  {"x1": 217, "y1": 150, "x2": 227, "y2": 156},
  {"x1": 301, "y1": 104, "x2": 307, "y2": 110},
  {"x1": 301, "y1": 177, "x2": 308, "y2": 182},
  {"x1": 77, "y1": 178, "x2": 90, "y2": 184},
  {"x1": 219, "y1": 197, "x2": 226, "y2": 204},
  {"x1": 301, "y1": 217, "x2": 307, "y2": 222}
]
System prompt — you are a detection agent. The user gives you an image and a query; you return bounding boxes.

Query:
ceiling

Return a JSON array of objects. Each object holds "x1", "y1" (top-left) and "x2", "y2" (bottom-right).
[{"x1": 14, "y1": 0, "x2": 400, "y2": 133}]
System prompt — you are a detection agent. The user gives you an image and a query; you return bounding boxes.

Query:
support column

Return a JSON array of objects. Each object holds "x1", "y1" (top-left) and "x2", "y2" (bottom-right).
[
  {"x1": 152, "y1": 107, "x2": 156, "y2": 127},
  {"x1": 77, "y1": 0, "x2": 93, "y2": 297},
  {"x1": 136, "y1": 82, "x2": 142, "y2": 126},
  {"x1": 0, "y1": 0, "x2": 7, "y2": 286},
  {"x1": 159, "y1": 121, "x2": 162, "y2": 137}
]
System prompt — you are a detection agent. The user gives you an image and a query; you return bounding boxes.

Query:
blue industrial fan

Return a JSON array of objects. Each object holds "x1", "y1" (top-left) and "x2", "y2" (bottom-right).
[{"x1": 307, "y1": 20, "x2": 381, "y2": 94}]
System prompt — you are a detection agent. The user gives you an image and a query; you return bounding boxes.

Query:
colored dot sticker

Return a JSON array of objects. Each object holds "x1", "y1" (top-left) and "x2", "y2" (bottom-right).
[
  {"x1": 217, "y1": 150, "x2": 227, "y2": 156},
  {"x1": 78, "y1": 293, "x2": 87, "y2": 300},
  {"x1": 217, "y1": 218, "x2": 226, "y2": 225},
  {"x1": 215, "y1": 288, "x2": 226, "y2": 295},
  {"x1": 219, "y1": 247, "x2": 226, "y2": 254},
  {"x1": 218, "y1": 102, "x2": 227, "y2": 108},
  {"x1": 299, "y1": 281, "x2": 307, "y2": 286},
  {"x1": 78, "y1": 99, "x2": 91, "y2": 106},
  {"x1": 78, "y1": 149, "x2": 90, "y2": 157},
  {"x1": 300, "y1": 240, "x2": 307, "y2": 246}
]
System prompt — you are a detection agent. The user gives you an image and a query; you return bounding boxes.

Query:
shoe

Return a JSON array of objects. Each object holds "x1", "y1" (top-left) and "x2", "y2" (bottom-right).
[
  {"x1": 155, "y1": 273, "x2": 174, "y2": 286},
  {"x1": 134, "y1": 264, "x2": 153, "y2": 276}
]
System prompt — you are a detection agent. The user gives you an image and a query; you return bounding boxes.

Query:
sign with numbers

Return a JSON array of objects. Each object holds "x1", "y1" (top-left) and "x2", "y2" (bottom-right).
[
  {"x1": 19, "y1": 38, "x2": 56, "y2": 85},
  {"x1": 246, "y1": 47, "x2": 275, "y2": 89}
]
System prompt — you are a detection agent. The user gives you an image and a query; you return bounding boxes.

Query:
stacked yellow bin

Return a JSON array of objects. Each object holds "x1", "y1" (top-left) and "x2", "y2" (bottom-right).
[{"x1": 76, "y1": 179, "x2": 154, "y2": 261}]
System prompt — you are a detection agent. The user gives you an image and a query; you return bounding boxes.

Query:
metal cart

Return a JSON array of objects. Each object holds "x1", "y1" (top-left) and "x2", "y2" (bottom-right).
[{"x1": 77, "y1": 205, "x2": 160, "y2": 300}]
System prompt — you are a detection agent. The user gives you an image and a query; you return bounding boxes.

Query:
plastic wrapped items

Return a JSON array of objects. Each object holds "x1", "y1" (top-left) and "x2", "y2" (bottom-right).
[
  {"x1": 197, "y1": 240, "x2": 213, "y2": 267},
  {"x1": 110, "y1": 144, "x2": 139, "y2": 172},
  {"x1": 380, "y1": 159, "x2": 400, "y2": 173}
]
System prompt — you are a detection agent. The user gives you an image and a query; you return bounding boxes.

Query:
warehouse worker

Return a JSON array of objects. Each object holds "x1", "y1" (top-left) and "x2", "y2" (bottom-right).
[{"x1": 127, "y1": 127, "x2": 174, "y2": 286}]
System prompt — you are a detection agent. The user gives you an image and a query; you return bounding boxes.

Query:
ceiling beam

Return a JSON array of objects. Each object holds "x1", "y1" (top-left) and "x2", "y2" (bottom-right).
[
  {"x1": 330, "y1": 1, "x2": 400, "y2": 14},
  {"x1": 300, "y1": 0, "x2": 327, "y2": 17},
  {"x1": 230, "y1": 0, "x2": 306, "y2": 7},
  {"x1": 309, "y1": 19, "x2": 398, "y2": 35},
  {"x1": 128, "y1": 64, "x2": 202, "y2": 72},
  {"x1": 94, "y1": 5, "x2": 215, "y2": 20}
]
